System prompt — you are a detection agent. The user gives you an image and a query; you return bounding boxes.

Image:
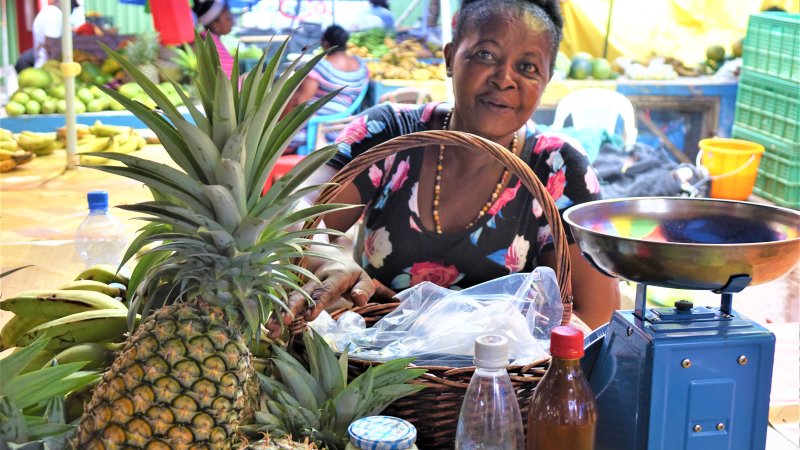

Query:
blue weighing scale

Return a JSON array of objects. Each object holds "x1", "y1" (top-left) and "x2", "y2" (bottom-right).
[{"x1": 564, "y1": 197, "x2": 800, "y2": 450}]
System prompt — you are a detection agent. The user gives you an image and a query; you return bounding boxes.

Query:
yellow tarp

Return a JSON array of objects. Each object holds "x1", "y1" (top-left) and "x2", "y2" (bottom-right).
[{"x1": 560, "y1": 0, "x2": 799, "y2": 64}]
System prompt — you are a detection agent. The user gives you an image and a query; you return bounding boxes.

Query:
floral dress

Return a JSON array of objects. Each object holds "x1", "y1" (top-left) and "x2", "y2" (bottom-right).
[{"x1": 330, "y1": 102, "x2": 601, "y2": 291}]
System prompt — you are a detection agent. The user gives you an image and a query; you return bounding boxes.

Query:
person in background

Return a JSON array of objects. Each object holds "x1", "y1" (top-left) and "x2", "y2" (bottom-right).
[
  {"x1": 29, "y1": 0, "x2": 84, "y2": 69},
  {"x1": 369, "y1": 0, "x2": 396, "y2": 31},
  {"x1": 281, "y1": 0, "x2": 620, "y2": 332},
  {"x1": 284, "y1": 25, "x2": 370, "y2": 153},
  {"x1": 192, "y1": 0, "x2": 235, "y2": 78}
]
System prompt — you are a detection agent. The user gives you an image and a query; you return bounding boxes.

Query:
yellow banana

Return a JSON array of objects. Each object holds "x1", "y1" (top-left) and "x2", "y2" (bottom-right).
[
  {"x1": 58, "y1": 279, "x2": 122, "y2": 297},
  {"x1": 78, "y1": 154, "x2": 109, "y2": 165},
  {"x1": 136, "y1": 135, "x2": 147, "y2": 150},
  {"x1": 51, "y1": 342, "x2": 118, "y2": 370},
  {"x1": 0, "y1": 315, "x2": 49, "y2": 350},
  {"x1": 110, "y1": 133, "x2": 139, "y2": 154},
  {"x1": 0, "y1": 149, "x2": 15, "y2": 160},
  {"x1": 0, "y1": 289, "x2": 126, "y2": 320},
  {"x1": 0, "y1": 140, "x2": 18, "y2": 151},
  {"x1": 0, "y1": 128, "x2": 13, "y2": 141},
  {"x1": 89, "y1": 121, "x2": 133, "y2": 137},
  {"x1": 17, "y1": 133, "x2": 55, "y2": 152},
  {"x1": 75, "y1": 264, "x2": 129, "y2": 285},
  {"x1": 16, "y1": 309, "x2": 136, "y2": 351},
  {"x1": 76, "y1": 136, "x2": 111, "y2": 154}
]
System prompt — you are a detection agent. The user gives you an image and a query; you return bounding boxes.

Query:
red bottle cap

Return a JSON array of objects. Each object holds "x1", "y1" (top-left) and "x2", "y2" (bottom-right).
[{"x1": 550, "y1": 326, "x2": 585, "y2": 359}]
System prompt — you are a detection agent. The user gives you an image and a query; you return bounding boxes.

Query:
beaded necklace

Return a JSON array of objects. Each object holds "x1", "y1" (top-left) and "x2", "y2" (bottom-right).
[{"x1": 433, "y1": 108, "x2": 518, "y2": 234}]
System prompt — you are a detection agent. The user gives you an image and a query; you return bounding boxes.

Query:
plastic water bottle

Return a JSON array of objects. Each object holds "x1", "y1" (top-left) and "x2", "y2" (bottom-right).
[
  {"x1": 455, "y1": 335, "x2": 525, "y2": 450},
  {"x1": 75, "y1": 191, "x2": 127, "y2": 268}
]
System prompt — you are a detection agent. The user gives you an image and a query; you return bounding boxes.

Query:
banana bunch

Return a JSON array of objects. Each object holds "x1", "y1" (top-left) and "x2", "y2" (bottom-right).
[
  {"x1": 16, "y1": 131, "x2": 58, "y2": 156},
  {"x1": 0, "y1": 128, "x2": 17, "y2": 151},
  {"x1": 0, "y1": 264, "x2": 134, "y2": 370},
  {"x1": 76, "y1": 121, "x2": 147, "y2": 165},
  {"x1": 0, "y1": 148, "x2": 35, "y2": 173}
]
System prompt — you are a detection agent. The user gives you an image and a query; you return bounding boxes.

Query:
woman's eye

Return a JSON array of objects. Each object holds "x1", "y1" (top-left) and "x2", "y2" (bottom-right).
[
  {"x1": 475, "y1": 50, "x2": 494, "y2": 61},
  {"x1": 520, "y1": 63, "x2": 538, "y2": 76}
]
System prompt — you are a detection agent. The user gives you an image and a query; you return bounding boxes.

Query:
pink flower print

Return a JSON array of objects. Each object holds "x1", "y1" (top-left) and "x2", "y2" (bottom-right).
[
  {"x1": 364, "y1": 227, "x2": 393, "y2": 269},
  {"x1": 388, "y1": 157, "x2": 411, "y2": 192},
  {"x1": 546, "y1": 170, "x2": 566, "y2": 201},
  {"x1": 368, "y1": 164, "x2": 383, "y2": 188},
  {"x1": 335, "y1": 116, "x2": 368, "y2": 144},
  {"x1": 382, "y1": 153, "x2": 396, "y2": 184},
  {"x1": 408, "y1": 182, "x2": 420, "y2": 216},
  {"x1": 546, "y1": 150, "x2": 564, "y2": 172},
  {"x1": 487, "y1": 181, "x2": 521, "y2": 216},
  {"x1": 409, "y1": 261, "x2": 463, "y2": 287},
  {"x1": 537, "y1": 224, "x2": 552, "y2": 251},
  {"x1": 505, "y1": 235, "x2": 530, "y2": 272},
  {"x1": 531, "y1": 198, "x2": 543, "y2": 218},
  {"x1": 585, "y1": 168, "x2": 601, "y2": 194},
  {"x1": 420, "y1": 102, "x2": 439, "y2": 123},
  {"x1": 409, "y1": 216, "x2": 421, "y2": 232},
  {"x1": 533, "y1": 132, "x2": 565, "y2": 154}
]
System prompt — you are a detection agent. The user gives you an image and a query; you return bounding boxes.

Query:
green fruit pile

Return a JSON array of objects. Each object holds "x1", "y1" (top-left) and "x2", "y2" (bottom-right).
[
  {"x1": 565, "y1": 53, "x2": 619, "y2": 81},
  {"x1": 5, "y1": 64, "x2": 119, "y2": 117}
]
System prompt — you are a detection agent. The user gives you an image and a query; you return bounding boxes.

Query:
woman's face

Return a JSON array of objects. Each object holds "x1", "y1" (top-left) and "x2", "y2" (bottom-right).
[
  {"x1": 210, "y1": 8, "x2": 234, "y2": 36},
  {"x1": 445, "y1": 12, "x2": 553, "y2": 141}
]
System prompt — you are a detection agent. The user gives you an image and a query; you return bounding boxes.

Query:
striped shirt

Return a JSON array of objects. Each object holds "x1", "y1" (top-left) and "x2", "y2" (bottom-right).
[
  {"x1": 204, "y1": 32, "x2": 234, "y2": 79},
  {"x1": 307, "y1": 57, "x2": 369, "y2": 116}
]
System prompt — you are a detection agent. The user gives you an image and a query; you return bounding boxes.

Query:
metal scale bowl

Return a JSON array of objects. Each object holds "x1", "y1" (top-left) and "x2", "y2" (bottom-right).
[{"x1": 563, "y1": 197, "x2": 800, "y2": 450}]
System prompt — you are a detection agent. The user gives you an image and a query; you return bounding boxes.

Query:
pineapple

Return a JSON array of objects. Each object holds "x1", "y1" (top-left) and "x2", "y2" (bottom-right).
[
  {"x1": 248, "y1": 330, "x2": 426, "y2": 450},
  {"x1": 124, "y1": 30, "x2": 162, "y2": 84},
  {"x1": 71, "y1": 33, "x2": 354, "y2": 449}
]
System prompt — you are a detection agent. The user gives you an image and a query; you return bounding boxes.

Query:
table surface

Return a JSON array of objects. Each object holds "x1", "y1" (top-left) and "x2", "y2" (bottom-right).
[{"x1": 0, "y1": 144, "x2": 797, "y2": 447}]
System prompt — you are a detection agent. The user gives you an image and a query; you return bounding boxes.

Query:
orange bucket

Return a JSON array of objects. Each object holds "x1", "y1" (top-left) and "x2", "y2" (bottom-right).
[{"x1": 699, "y1": 138, "x2": 765, "y2": 200}]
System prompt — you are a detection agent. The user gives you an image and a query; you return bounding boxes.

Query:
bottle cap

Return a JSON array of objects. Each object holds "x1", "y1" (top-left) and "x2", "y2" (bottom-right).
[
  {"x1": 87, "y1": 191, "x2": 109, "y2": 210},
  {"x1": 550, "y1": 326, "x2": 584, "y2": 359},
  {"x1": 348, "y1": 416, "x2": 416, "y2": 450},
  {"x1": 473, "y1": 335, "x2": 509, "y2": 369}
]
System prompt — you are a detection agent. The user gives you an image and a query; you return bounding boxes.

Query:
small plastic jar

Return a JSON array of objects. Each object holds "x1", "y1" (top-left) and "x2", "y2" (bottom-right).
[{"x1": 345, "y1": 415, "x2": 418, "y2": 450}]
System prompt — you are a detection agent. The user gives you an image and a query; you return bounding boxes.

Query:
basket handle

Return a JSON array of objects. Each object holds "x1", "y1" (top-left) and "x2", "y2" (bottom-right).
[{"x1": 303, "y1": 129, "x2": 573, "y2": 325}]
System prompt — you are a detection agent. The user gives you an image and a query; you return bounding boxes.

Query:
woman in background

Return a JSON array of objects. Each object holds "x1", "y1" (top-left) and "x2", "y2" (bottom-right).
[
  {"x1": 285, "y1": 25, "x2": 370, "y2": 153},
  {"x1": 369, "y1": 0, "x2": 396, "y2": 31},
  {"x1": 193, "y1": 0, "x2": 235, "y2": 78}
]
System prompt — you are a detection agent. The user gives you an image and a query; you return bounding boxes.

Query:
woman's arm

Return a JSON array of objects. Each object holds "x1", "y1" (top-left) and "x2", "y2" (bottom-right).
[
  {"x1": 281, "y1": 77, "x2": 320, "y2": 120},
  {"x1": 540, "y1": 244, "x2": 620, "y2": 330}
]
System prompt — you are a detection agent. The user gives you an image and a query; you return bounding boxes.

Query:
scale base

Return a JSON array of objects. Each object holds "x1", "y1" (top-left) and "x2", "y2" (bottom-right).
[{"x1": 584, "y1": 306, "x2": 775, "y2": 450}]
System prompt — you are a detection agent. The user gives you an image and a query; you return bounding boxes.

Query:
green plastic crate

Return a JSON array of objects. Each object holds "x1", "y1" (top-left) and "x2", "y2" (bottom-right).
[
  {"x1": 742, "y1": 12, "x2": 800, "y2": 83},
  {"x1": 758, "y1": 151, "x2": 800, "y2": 182},
  {"x1": 731, "y1": 124, "x2": 797, "y2": 161},
  {"x1": 734, "y1": 71, "x2": 800, "y2": 144},
  {"x1": 753, "y1": 172, "x2": 800, "y2": 209}
]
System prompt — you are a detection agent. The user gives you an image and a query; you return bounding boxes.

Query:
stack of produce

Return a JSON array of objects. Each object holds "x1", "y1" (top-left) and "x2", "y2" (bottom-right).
[
  {"x1": 0, "y1": 129, "x2": 35, "y2": 173},
  {"x1": 366, "y1": 39, "x2": 446, "y2": 81},
  {"x1": 558, "y1": 52, "x2": 618, "y2": 81},
  {"x1": 0, "y1": 34, "x2": 427, "y2": 450}
]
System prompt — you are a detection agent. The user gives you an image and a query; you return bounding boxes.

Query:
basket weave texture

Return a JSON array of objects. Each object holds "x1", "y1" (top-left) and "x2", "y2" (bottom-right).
[{"x1": 301, "y1": 130, "x2": 574, "y2": 448}]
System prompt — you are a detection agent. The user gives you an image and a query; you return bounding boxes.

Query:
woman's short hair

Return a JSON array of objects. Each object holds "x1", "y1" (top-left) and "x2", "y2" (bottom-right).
[
  {"x1": 322, "y1": 25, "x2": 350, "y2": 52},
  {"x1": 453, "y1": 0, "x2": 563, "y2": 76},
  {"x1": 193, "y1": 0, "x2": 226, "y2": 28},
  {"x1": 370, "y1": 0, "x2": 390, "y2": 8}
]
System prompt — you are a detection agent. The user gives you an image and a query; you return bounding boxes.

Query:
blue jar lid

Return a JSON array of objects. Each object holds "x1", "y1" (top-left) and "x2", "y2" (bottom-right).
[
  {"x1": 87, "y1": 191, "x2": 109, "y2": 210},
  {"x1": 348, "y1": 416, "x2": 416, "y2": 450}
]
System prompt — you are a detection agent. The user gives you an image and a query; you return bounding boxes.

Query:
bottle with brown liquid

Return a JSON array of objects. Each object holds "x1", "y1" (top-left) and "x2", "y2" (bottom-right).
[{"x1": 526, "y1": 326, "x2": 597, "y2": 450}]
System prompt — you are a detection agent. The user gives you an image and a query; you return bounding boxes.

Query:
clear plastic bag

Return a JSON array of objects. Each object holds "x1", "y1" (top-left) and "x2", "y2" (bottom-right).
[{"x1": 309, "y1": 267, "x2": 563, "y2": 367}]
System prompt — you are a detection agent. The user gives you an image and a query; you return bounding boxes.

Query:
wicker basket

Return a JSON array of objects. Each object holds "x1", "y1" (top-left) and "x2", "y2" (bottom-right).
[{"x1": 301, "y1": 130, "x2": 574, "y2": 449}]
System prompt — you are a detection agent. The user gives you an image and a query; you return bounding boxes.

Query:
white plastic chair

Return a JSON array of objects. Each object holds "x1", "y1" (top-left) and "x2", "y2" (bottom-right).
[{"x1": 551, "y1": 88, "x2": 638, "y2": 147}]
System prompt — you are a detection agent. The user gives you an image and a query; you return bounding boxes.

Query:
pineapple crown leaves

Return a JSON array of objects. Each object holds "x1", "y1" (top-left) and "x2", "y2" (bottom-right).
[
  {"x1": 93, "y1": 33, "x2": 358, "y2": 339},
  {"x1": 251, "y1": 329, "x2": 426, "y2": 450},
  {"x1": 0, "y1": 337, "x2": 99, "y2": 444}
]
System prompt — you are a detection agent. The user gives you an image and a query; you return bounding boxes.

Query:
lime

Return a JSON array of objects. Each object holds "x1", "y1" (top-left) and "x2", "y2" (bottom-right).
[
  {"x1": 706, "y1": 45, "x2": 726, "y2": 62},
  {"x1": 25, "y1": 100, "x2": 42, "y2": 115},
  {"x1": 591, "y1": 58, "x2": 613, "y2": 80},
  {"x1": 109, "y1": 98, "x2": 126, "y2": 111},
  {"x1": 569, "y1": 58, "x2": 593, "y2": 80},
  {"x1": 28, "y1": 88, "x2": 48, "y2": 104},
  {"x1": 11, "y1": 91, "x2": 31, "y2": 105},
  {"x1": 18, "y1": 67, "x2": 52, "y2": 89},
  {"x1": 74, "y1": 100, "x2": 87, "y2": 114},
  {"x1": 41, "y1": 98, "x2": 57, "y2": 114},
  {"x1": 87, "y1": 98, "x2": 107, "y2": 113},
  {"x1": 47, "y1": 84, "x2": 66, "y2": 100},
  {"x1": 5, "y1": 101, "x2": 26, "y2": 116},
  {"x1": 732, "y1": 37, "x2": 744, "y2": 58},
  {"x1": 572, "y1": 51, "x2": 594, "y2": 61},
  {"x1": 77, "y1": 87, "x2": 94, "y2": 105},
  {"x1": 56, "y1": 99, "x2": 68, "y2": 113}
]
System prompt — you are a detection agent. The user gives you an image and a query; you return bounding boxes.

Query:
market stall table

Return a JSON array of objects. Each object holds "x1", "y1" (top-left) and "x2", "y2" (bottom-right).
[{"x1": 0, "y1": 141, "x2": 796, "y2": 447}]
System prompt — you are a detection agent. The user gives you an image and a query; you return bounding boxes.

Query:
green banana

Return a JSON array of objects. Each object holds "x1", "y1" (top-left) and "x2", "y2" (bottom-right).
[
  {"x1": 58, "y1": 279, "x2": 122, "y2": 297},
  {"x1": 0, "y1": 289, "x2": 125, "y2": 320},
  {"x1": 18, "y1": 347, "x2": 56, "y2": 374},
  {"x1": 51, "y1": 342, "x2": 119, "y2": 370},
  {"x1": 16, "y1": 309, "x2": 137, "y2": 351},
  {"x1": 76, "y1": 136, "x2": 111, "y2": 154},
  {"x1": 110, "y1": 133, "x2": 139, "y2": 154},
  {"x1": 0, "y1": 315, "x2": 49, "y2": 350},
  {"x1": 75, "y1": 264, "x2": 129, "y2": 285}
]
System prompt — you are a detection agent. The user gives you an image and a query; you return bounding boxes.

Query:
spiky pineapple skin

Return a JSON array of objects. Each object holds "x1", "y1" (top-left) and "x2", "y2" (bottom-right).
[
  {"x1": 72, "y1": 300, "x2": 258, "y2": 449},
  {"x1": 244, "y1": 436, "x2": 319, "y2": 449}
]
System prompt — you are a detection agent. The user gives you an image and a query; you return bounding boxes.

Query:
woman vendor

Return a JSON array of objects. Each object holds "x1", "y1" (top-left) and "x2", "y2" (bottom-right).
[
  {"x1": 285, "y1": 0, "x2": 620, "y2": 331},
  {"x1": 193, "y1": 0, "x2": 235, "y2": 78}
]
